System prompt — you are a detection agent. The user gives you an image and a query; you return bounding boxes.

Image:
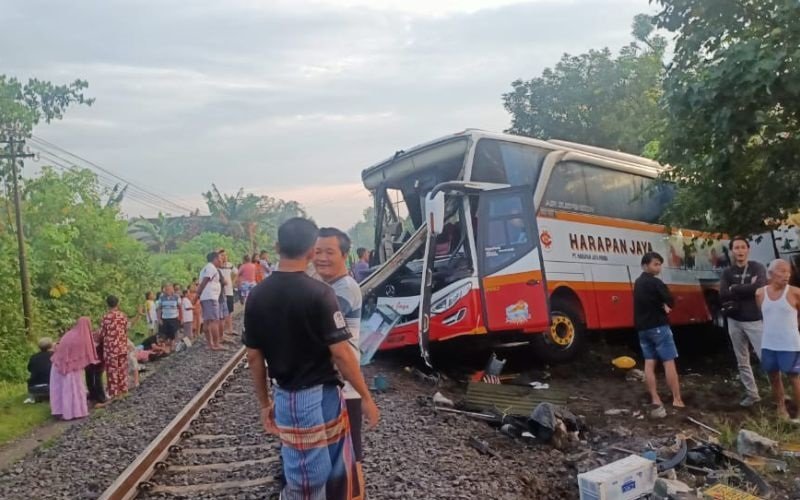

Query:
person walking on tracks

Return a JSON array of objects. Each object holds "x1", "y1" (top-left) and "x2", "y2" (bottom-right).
[
  {"x1": 314, "y1": 227, "x2": 367, "y2": 498},
  {"x1": 755, "y1": 259, "x2": 800, "y2": 422},
  {"x1": 244, "y1": 217, "x2": 379, "y2": 500},
  {"x1": 634, "y1": 252, "x2": 685, "y2": 417},
  {"x1": 50, "y1": 317, "x2": 99, "y2": 420},
  {"x1": 197, "y1": 251, "x2": 223, "y2": 350},
  {"x1": 720, "y1": 236, "x2": 767, "y2": 407},
  {"x1": 98, "y1": 295, "x2": 130, "y2": 400}
]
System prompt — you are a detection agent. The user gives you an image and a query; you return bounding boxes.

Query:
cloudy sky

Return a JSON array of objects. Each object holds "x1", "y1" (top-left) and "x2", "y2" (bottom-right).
[{"x1": 4, "y1": 0, "x2": 656, "y2": 228}]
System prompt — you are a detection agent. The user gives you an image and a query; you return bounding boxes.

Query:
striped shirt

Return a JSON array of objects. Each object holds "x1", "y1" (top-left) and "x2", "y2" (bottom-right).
[{"x1": 330, "y1": 275, "x2": 362, "y2": 399}]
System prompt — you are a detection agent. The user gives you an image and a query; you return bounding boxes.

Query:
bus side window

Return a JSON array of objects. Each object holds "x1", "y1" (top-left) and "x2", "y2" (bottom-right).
[{"x1": 482, "y1": 195, "x2": 535, "y2": 275}]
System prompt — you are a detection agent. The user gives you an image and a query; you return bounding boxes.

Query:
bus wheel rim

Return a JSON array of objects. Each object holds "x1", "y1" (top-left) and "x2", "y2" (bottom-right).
[{"x1": 548, "y1": 315, "x2": 575, "y2": 348}]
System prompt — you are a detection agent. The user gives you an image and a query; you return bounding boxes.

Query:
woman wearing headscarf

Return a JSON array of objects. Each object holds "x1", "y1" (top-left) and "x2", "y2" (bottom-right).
[
  {"x1": 50, "y1": 316, "x2": 99, "y2": 420},
  {"x1": 98, "y1": 295, "x2": 130, "y2": 399}
]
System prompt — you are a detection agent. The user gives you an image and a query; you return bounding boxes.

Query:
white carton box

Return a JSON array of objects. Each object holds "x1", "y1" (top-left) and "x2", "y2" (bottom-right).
[{"x1": 577, "y1": 455, "x2": 657, "y2": 500}]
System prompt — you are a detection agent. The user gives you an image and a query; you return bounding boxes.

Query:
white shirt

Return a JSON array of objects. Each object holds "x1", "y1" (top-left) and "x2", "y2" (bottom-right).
[
  {"x1": 199, "y1": 263, "x2": 221, "y2": 301},
  {"x1": 181, "y1": 297, "x2": 194, "y2": 324},
  {"x1": 220, "y1": 263, "x2": 237, "y2": 296},
  {"x1": 330, "y1": 275, "x2": 362, "y2": 399},
  {"x1": 761, "y1": 285, "x2": 800, "y2": 351}
]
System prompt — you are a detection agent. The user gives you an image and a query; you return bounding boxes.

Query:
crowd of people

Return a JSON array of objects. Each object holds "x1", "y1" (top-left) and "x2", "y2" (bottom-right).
[
  {"x1": 634, "y1": 237, "x2": 800, "y2": 424},
  {"x1": 24, "y1": 246, "x2": 281, "y2": 421}
]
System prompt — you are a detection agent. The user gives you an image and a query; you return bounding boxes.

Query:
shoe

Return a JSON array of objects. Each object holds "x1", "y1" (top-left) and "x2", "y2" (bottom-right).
[
  {"x1": 739, "y1": 395, "x2": 761, "y2": 407},
  {"x1": 23, "y1": 397, "x2": 35, "y2": 404}
]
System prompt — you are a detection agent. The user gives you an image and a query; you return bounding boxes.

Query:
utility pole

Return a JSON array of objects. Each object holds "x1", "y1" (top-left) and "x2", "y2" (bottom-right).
[{"x1": 1, "y1": 134, "x2": 35, "y2": 337}]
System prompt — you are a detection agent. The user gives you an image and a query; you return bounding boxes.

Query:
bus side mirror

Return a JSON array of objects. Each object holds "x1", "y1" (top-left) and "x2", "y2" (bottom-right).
[{"x1": 425, "y1": 192, "x2": 445, "y2": 235}]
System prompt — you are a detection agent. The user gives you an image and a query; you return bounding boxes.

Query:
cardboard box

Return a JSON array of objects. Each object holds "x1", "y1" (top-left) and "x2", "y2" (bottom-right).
[{"x1": 577, "y1": 455, "x2": 656, "y2": 500}]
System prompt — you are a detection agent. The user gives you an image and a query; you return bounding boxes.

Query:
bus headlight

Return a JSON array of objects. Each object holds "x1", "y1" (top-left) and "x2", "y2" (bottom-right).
[{"x1": 431, "y1": 283, "x2": 471, "y2": 314}]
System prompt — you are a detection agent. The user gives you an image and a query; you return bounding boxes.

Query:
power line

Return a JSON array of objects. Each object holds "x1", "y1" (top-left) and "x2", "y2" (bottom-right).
[
  {"x1": 33, "y1": 149, "x2": 179, "y2": 214},
  {"x1": 29, "y1": 142, "x2": 190, "y2": 215},
  {"x1": 29, "y1": 135, "x2": 196, "y2": 214}
]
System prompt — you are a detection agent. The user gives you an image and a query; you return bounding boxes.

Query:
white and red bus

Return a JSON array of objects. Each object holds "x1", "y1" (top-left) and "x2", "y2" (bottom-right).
[{"x1": 358, "y1": 130, "x2": 776, "y2": 363}]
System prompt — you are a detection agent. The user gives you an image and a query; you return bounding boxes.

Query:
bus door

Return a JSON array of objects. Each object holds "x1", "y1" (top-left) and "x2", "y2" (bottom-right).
[{"x1": 476, "y1": 187, "x2": 549, "y2": 332}]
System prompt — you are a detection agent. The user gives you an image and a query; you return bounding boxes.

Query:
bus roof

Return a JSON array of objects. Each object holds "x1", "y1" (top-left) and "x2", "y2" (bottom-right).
[{"x1": 361, "y1": 129, "x2": 666, "y2": 190}]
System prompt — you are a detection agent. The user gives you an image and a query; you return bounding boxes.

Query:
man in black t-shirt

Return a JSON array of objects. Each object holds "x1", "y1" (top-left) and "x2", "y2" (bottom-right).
[{"x1": 244, "y1": 217, "x2": 379, "y2": 500}]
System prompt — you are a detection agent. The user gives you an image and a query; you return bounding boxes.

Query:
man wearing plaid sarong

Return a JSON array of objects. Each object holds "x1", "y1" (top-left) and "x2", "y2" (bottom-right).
[{"x1": 245, "y1": 218, "x2": 380, "y2": 500}]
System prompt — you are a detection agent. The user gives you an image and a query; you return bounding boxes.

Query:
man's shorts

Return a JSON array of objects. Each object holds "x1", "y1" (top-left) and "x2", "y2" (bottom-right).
[
  {"x1": 761, "y1": 349, "x2": 800, "y2": 374},
  {"x1": 159, "y1": 318, "x2": 180, "y2": 340},
  {"x1": 345, "y1": 398, "x2": 364, "y2": 461},
  {"x1": 638, "y1": 325, "x2": 679, "y2": 361},
  {"x1": 201, "y1": 299, "x2": 220, "y2": 321},
  {"x1": 219, "y1": 297, "x2": 230, "y2": 318},
  {"x1": 225, "y1": 295, "x2": 234, "y2": 317}
]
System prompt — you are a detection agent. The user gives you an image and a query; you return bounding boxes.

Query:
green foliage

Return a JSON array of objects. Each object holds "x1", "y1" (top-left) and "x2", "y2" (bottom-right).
[
  {"x1": 149, "y1": 232, "x2": 250, "y2": 288},
  {"x1": 348, "y1": 206, "x2": 375, "y2": 252},
  {"x1": 0, "y1": 75, "x2": 93, "y2": 136},
  {"x1": 128, "y1": 212, "x2": 185, "y2": 253},
  {"x1": 503, "y1": 14, "x2": 666, "y2": 154},
  {"x1": 654, "y1": 0, "x2": 800, "y2": 234}
]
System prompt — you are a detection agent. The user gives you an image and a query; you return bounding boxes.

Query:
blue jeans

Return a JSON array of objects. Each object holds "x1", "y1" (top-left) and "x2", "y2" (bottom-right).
[{"x1": 638, "y1": 325, "x2": 678, "y2": 361}]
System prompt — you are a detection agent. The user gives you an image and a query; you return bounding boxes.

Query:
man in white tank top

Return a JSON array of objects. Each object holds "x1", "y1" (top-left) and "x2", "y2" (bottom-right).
[{"x1": 755, "y1": 259, "x2": 800, "y2": 422}]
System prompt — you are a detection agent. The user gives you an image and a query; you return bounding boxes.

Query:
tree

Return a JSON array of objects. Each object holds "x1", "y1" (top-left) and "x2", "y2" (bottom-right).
[
  {"x1": 0, "y1": 75, "x2": 93, "y2": 136},
  {"x1": 128, "y1": 213, "x2": 185, "y2": 253},
  {"x1": 203, "y1": 185, "x2": 264, "y2": 253},
  {"x1": 503, "y1": 14, "x2": 666, "y2": 154},
  {"x1": 654, "y1": 0, "x2": 800, "y2": 235}
]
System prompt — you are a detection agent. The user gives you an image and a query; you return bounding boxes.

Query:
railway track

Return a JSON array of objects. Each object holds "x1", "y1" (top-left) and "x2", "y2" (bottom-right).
[{"x1": 99, "y1": 346, "x2": 281, "y2": 500}]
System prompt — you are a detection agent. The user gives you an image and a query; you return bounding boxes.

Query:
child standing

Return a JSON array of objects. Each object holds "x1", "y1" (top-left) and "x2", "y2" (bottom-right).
[{"x1": 181, "y1": 290, "x2": 194, "y2": 341}]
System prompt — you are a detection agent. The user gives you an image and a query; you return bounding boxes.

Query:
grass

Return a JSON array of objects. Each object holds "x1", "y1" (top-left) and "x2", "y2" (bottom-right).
[
  {"x1": 0, "y1": 381, "x2": 53, "y2": 446},
  {"x1": 715, "y1": 410, "x2": 800, "y2": 449}
]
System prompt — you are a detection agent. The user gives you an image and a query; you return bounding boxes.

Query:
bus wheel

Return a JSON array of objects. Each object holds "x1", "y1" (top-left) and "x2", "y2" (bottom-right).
[{"x1": 533, "y1": 302, "x2": 585, "y2": 362}]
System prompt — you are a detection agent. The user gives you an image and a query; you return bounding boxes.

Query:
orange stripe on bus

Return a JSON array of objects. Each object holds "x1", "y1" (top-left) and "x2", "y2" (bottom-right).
[
  {"x1": 483, "y1": 270, "x2": 542, "y2": 289},
  {"x1": 539, "y1": 211, "x2": 727, "y2": 239}
]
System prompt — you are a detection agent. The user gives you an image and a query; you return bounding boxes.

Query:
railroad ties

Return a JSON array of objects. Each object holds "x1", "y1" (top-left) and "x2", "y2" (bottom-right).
[{"x1": 100, "y1": 348, "x2": 282, "y2": 500}]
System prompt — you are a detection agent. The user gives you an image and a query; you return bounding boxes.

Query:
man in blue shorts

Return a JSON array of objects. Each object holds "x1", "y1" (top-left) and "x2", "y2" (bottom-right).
[
  {"x1": 633, "y1": 252, "x2": 685, "y2": 417},
  {"x1": 755, "y1": 259, "x2": 800, "y2": 422}
]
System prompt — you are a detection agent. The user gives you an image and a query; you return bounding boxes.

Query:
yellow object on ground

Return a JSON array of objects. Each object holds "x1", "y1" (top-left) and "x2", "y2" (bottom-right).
[
  {"x1": 703, "y1": 483, "x2": 761, "y2": 500},
  {"x1": 611, "y1": 356, "x2": 637, "y2": 370}
]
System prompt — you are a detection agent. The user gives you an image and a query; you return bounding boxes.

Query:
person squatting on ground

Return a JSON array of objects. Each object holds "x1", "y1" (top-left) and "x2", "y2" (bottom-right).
[
  {"x1": 755, "y1": 259, "x2": 800, "y2": 423},
  {"x1": 244, "y1": 217, "x2": 379, "y2": 500},
  {"x1": 158, "y1": 283, "x2": 182, "y2": 352},
  {"x1": 197, "y1": 251, "x2": 223, "y2": 350},
  {"x1": 218, "y1": 248, "x2": 237, "y2": 336},
  {"x1": 26, "y1": 337, "x2": 53, "y2": 403},
  {"x1": 633, "y1": 252, "x2": 685, "y2": 417},
  {"x1": 99, "y1": 295, "x2": 130, "y2": 400},
  {"x1": 314, "y1": 227, "x2": 367, "y2": 497},
  {"x1": 50, "y1": 317, "x2": 99, "y2": 420},
  {"x1": 719, "y1": 236, "x2": 767, "y2": 407}
]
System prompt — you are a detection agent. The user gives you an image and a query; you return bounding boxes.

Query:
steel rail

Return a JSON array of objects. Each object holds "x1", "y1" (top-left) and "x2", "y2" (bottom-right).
[{"x1": 98, "y1": 346, "x2": 248, "y2": 500}]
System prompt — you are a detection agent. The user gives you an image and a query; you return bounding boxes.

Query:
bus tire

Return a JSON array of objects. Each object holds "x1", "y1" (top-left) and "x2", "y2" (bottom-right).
[{"x1": 532, "y1": 301, "x2": 585, "y2": 363}]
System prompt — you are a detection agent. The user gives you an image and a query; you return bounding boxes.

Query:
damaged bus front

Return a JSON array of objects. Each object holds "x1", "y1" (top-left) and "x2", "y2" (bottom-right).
[{"x1": 358, "y1": 131, "x2": 551, "y2": 363}]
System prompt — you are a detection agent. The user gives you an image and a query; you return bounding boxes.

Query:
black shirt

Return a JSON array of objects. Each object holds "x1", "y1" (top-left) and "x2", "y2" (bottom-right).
[
  {"x1": 719, "y1": 261, "x2": 767, "y2": 322},
  {"x1": 243, "y1": 271, "x2": 351, "y2": 391},
  {"x1": 633, "y1": 272, "x2": 674, "y2": 331},
  {"x1": 27, "y1": 351, "x2": 52, "y2": 387}
]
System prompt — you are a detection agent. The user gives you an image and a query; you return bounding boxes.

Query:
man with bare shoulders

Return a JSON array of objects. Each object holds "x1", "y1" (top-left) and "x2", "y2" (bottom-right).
[{"x1": 755, "y1": 259, "x2": 800, "y2": 423}]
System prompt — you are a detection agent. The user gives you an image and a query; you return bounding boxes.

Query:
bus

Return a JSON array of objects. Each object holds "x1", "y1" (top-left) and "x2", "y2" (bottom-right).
[{"x1": 357, "y1": 130, "x2": 776, "y2": 363}]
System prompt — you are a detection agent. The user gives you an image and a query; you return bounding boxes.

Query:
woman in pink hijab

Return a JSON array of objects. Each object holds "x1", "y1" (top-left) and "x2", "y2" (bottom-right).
[{"x1": 50, "y1": 317, "x2": 99, "y2": 420}]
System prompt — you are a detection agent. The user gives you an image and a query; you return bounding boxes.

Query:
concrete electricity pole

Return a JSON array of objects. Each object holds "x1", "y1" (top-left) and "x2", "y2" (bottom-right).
[{"x1": 1, "y1": 134, "x2": 35, "y2": 337}]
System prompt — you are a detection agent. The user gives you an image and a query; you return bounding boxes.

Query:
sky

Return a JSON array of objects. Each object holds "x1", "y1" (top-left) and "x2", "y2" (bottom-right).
[{"x1": 3, "y1": 0, "x2": 657, "y2": 229}]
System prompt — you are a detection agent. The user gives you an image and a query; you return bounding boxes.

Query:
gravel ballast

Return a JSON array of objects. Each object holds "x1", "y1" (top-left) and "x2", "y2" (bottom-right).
[{"x1": 0, "y1": 338, "x2": 240, "y2": 500}]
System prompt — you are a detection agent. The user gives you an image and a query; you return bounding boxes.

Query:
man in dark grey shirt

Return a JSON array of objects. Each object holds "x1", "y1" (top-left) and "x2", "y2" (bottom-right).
[{"x1": 719, "y1": 236, "x2": 767, "y2": 407}]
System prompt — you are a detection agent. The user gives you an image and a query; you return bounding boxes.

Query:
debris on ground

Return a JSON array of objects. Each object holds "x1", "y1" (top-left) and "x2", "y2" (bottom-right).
[
  {"x1": 736, "y1": 429, "x2": 779, "y2": 457},
  {"x1": 686, "y1": 416, "x2": 722, "y2": 435},
  {"x1": 432, "y1": 391, "x2": 454, "y2": 407},
  {"x1": 604, "y1": 408, "x2": 629, "y2": 416},
  {"x1": 743, "y1": 454, "x2": 788, "y2": 473},
  {"x1": 404, "y1": 366, "x2": 439, "y2": 386},
  {"x1": 612, "y1": 356, "x2": 637, "y2": 370},
  {"x1": 371, "y1": 373, "x2": 390, "y2": 392},
  {"x1": 464, "y1": 381, "x2": 568, "y2": 416},
  {"x1": 577, "y1": 454, "x2": 657, "y2": 500},
  {"x1": 625, "y1": 368, "x2": 646, "y2": 382},
  {"x1": 528, "y1": 402, "x2": 582, "y2": 449},
  {"x1": 467, "y1": 436, "x2": 500, "y2": 458},
  {"x1": 653, "y1": 477, "x2": 693, "y2": 499},
  {"x1": 781, "y1": 441, "x2": 800, "y2": 457},
  {"x1": 702, "y1": 483, "x2": 761, "y2": 500}
]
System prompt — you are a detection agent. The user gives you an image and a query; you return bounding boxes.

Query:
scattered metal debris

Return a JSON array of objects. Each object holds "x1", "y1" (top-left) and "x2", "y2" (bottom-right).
[
  {"x1": 464, "y1": 381, "x2": 567, "y2": 416},
  {"x1": 467, "y1": 437, "x2": 500, "y2": 458},
  {"x1": 686, "y1": 416, "x2": 722, "y2": 436}
]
